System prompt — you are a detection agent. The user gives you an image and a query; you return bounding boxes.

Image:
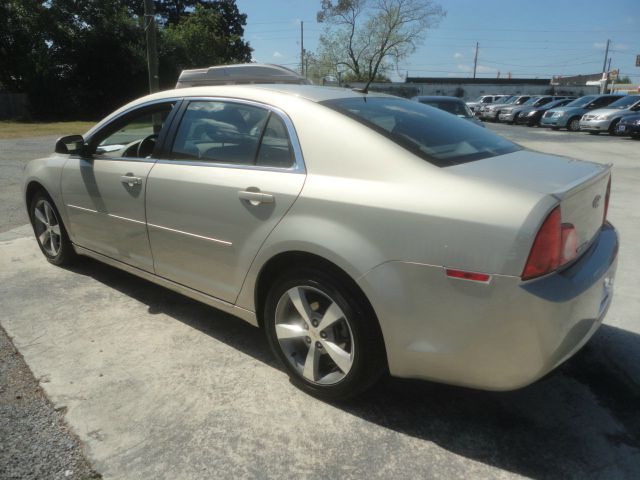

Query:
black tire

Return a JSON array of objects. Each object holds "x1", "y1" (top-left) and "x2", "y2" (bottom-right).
[
  {"x1": 264, "y1": 267, "x2": 386, "y2": 401},
  {"x1": 551, "y1": 127, "x2": 560, "y2": 130},
  {"x1": 588, "y1": 131, "x2": 600, "y2": 135},
  {"x1": 608, "y1": 119, "x2": 620, "y2": 135},
  {"x1": 29, "y1": 191, "x2": 76, "y2": 266},
  {"x1": 567, "y1": 117, "x2": 581, "y2": 132}
]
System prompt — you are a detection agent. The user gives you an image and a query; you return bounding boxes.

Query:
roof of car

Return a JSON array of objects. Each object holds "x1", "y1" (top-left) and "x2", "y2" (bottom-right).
[{"x1": 413, "y1": 96, "x2": 464, "y2": 102}]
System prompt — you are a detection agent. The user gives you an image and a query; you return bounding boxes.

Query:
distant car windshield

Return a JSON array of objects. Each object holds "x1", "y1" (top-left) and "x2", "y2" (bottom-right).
[
  {"x1": 566, "y1": 95, "x2": 598, "y2": 107},
  {"x1": 543, "y1": 99, "x2": 569, "y2": 109},
  {"x1": 321, "y1": 97, "x2": 521, "y2": 167},
  {"x1": 522, "y1": 97, "x2": 541, "y2": 106},
  {"x1": 607, "y1": 95, "x2": 640, "y2": 109},
  {"x1": 418, "y1": 99, "x2": 472, "y2": 117}
]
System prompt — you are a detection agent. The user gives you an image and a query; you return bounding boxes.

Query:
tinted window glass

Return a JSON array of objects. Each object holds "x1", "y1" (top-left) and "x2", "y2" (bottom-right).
[
  {"x1": 321, "y1": 97, "x2": 520, "y2": 167},
  {"x1": 607, "y1": 95, "x2": 640, "y2": 109},
  {"x1": 171, "y1": 101, "x2": 269, "y2": 164},
  {"x1": 566, "y1": 95, "x2": 597, "y2": 107},
  {"x1": 419, "y1": 99, "x2": 471, "y2": 117},
  {"x1": 256, "y1": 114, "x2": 294, "y2": 168},
  {"x1": 95, "y1": 103, "x2": 174, "y2": 158}
]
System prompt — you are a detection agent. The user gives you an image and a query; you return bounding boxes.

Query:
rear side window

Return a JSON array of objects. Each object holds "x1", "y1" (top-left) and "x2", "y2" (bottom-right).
[
  {"x1": 170, "y1": 101, "x2": 295, "y2": 168},
  {"x1": 171, "y1": 101, "x2": 268, "y2": 164},
  {"x1": 321, "y1": 97, "x2": 520, "y2": 167}
]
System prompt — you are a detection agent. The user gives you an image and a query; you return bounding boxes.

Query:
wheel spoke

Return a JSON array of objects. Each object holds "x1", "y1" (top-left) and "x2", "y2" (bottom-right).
[
  {"x1": 34, "y1": 207, "x2": 47, "y2": 226},
  {"x1": 317, "y1": 301, "x2": 344, "y2": 332},
  {"x1": 321, "y1": 339, "x2": 352, "y2": 374},
  {"x1": 275, "y1": 323, "x2": 307, "y2": 340},
  {"x1": 38, "y1": 230, "x2": 50, "y2": 246},
  {"x1": 302, "y1": 343, "x2": 321, "y2": 382},
  {"x1": 44, "y1": 203, "x2": 52, "y2": 225},
  {"x1": 287, "y1": 287, "x2": 314, "y2": 326},
  {"x1": 50, "y1": 233, "x2": 59, "y2": 254},
  {"x1": 50, "y1": 224, "x2": 61, "y2": 236}
]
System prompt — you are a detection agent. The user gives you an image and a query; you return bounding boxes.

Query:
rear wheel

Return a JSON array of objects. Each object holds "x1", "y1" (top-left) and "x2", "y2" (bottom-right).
[
  {"x1": 567, "y1": 117, "x2": 581, "y2": 132},
  {"x1": 29, "y1": 192, "x2": 76, "y2": 266},
  {"x1": 264, "y1": 268, "x2": 385, "y2": 401}
]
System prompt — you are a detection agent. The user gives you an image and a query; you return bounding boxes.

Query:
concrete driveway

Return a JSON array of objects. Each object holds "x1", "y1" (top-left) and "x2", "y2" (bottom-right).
[{"x1": 1, "y1": 127, "x2": 639, "y2": 479}]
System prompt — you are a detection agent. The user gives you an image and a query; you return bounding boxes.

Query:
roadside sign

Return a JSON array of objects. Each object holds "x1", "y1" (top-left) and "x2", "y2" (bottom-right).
[{"x1": 636, "y1": 54, "x2": 640, "y2": 67}]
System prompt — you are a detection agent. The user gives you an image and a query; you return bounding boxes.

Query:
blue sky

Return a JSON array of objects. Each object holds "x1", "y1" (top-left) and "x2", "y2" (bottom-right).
[{"x1": 236, "y1": 0, "x2": 640, "y2": 82}]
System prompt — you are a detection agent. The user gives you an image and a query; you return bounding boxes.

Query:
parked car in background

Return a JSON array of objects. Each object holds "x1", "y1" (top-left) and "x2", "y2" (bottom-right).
[
  {"x1": 540, "y1": 94, "x2": 624, "y2": 131},
  {"x1": 24, "y1": 83, "x2": 617, "y2": 400},
  {"x1": 413, "y1": 95, "x2": 484, "y2": 127},
  {"x1": 616, "y1": 113, "x2": 640, "y2": 138},
  {"x1": 479, "y1": 95, "x2": 532, "y2": 121},
  {"x1": 579, "y1": 95, "x2": 640, "y2": 135},
  {"x1": 516, "y1": 98, "x2": 575, "y2": 127},
  {"x1": 498, "y1": 96, "x2": 569, "y2": 124},
  {"x1": 466, "y1": 94, "x2": 510, "y2": 113}
]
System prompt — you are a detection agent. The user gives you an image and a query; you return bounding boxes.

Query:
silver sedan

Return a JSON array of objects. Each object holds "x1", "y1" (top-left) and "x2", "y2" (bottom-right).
[{"x1": 24, "y1": 85, "x2": 618, "y2": 400}]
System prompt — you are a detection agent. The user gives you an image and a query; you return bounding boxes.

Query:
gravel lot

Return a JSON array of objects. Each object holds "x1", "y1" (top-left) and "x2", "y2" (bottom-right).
[{"x1": 1, "y1": 125, "x2": 639, "y2": 479}]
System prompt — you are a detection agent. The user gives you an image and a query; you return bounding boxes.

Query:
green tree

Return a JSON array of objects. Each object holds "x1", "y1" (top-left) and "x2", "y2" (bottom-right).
[{"x1": 317, "y1": 0, "x2": 445, "y2": 88}]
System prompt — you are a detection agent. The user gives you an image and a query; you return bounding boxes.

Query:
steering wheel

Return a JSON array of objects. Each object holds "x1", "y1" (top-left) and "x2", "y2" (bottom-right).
[{"x1": 137, "y1": 134, "x2": 158, "y2": 158}]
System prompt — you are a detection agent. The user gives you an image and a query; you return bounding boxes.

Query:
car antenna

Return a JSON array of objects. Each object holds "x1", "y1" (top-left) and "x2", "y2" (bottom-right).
[{"x1": 352, "y1": 78, "x2": 372, "y2": 94}]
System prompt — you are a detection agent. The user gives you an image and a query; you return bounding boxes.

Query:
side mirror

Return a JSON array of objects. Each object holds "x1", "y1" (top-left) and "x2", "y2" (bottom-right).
[{"x1": 55, "y1": 135, "x2": 85, "y2": 155}]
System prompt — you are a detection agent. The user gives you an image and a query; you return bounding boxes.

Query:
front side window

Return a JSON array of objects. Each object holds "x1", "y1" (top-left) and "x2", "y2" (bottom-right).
[
  {"x1": 321, "y1": 97, "x2": 520, "y2": 167},
  {"x1": 93, "y1": 103, "x2": 175, "y2": 158}
]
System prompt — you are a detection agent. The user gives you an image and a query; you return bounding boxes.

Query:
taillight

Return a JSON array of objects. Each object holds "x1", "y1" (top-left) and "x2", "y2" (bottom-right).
[
  {"x1": 603, "y1": 175, "x2": 611, "y2": 224},
  {"x1": 522, "y1": 206, "x2": 577, "y2": 280}
]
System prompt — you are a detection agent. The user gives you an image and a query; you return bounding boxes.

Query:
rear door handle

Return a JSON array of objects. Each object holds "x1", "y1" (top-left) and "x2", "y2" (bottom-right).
[
  {"x1": 238, "y1": 190, "x2": 274, "y2": 205},
  {"x1": 121, "y1": 175, "x2": 142, "y2": 186}
]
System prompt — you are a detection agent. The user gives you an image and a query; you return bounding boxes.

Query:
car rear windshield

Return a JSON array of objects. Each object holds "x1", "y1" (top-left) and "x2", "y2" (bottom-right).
[{"x1": 321, "y1": 97, "x2": 521, "y2": 167}]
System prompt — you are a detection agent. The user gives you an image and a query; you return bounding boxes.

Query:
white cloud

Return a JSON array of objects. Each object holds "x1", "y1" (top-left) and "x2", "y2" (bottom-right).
[
  {"x1": 453, "y1": 52, "x2": 464, "y2": 59},
  {"x1": 593, "y1": 42, "x2": 607, "y2": 50},
  {"x1": 615, "y1": 43, "x2": 630, "y2": 50},
  {"x1": 457, "y1": 64, "x2": 471, "y2": 72},
  {"x1": 273, "y1": 51, "x2": 283, "y2": 58}
]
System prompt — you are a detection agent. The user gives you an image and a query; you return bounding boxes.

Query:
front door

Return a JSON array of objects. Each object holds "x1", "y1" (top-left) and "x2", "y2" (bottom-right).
[
  {"x1": 145, "y1": 99, "x2": 306, "y2": 303},
  {"x1": 61, "y1": 102, "x2": 176, "y2": 271}
]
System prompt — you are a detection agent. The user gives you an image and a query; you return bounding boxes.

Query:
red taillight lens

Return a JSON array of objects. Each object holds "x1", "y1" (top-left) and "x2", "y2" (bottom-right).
[
  {"x1": 522, "y1": 207, "x2": 561, "y2": 280},
  {"x1": 522, "y1": 207, "x2": 577, "y2": 280},
  {"x1": 446, "y1": 269, "x2": 491, "y2": 283},
  {"x1": 603, "y1": 175, "x2": 611, "y2": 224}
]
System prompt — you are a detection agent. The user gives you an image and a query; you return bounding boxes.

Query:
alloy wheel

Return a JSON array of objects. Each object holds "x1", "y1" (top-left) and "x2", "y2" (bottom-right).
[
  {"x1": 33, "y1": 199, "x2": 62, "y2": 257},
  {"x1": 274, "y1": 285, "x2": 354, "y2": 385}
]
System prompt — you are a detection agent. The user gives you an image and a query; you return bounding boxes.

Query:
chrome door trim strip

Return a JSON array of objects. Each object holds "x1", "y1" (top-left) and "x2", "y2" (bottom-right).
[
  {"x1": 67, "y1": 204, "x2": 98, "y2": 213},
  {"x1": 147, "y1": 223, "x2": 233, "y2": 246},
  {"x1": 108, "y1": 213, "x2": 147, "y2": 225},
  {"x1": 73, "y1": 244, "x2": 257, "y2": 326}
]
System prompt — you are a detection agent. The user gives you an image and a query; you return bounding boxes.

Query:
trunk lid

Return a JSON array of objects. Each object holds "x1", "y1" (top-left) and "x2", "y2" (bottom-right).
[{"x1": 450, "y1": 150, "x2": 611, "y2": 253}]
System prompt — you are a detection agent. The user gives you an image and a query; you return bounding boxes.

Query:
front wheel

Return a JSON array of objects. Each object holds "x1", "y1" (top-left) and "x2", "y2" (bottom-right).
[
  {"x1": 29, "y1": 192, "x2": 76, "y2": 266},
  {"x1": 264, "y1": 268, "x2": 385, "y2": 401},
  {"x1": 608, "y1": 119, "x2": 620, "y2": 135}
]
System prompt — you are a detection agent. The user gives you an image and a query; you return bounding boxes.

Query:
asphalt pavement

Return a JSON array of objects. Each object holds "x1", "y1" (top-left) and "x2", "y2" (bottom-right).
[{"x1": 1, "y1": 125, "x2": 639, "y2": 479}]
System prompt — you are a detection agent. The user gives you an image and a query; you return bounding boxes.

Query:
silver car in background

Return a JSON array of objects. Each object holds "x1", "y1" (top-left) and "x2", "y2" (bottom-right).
[
  {"x1": 579, "y1": 95, "x2": 640, "y2": 135},
  {"x1": 24, "y1": 85, "x2": 618, "y2": 400}
]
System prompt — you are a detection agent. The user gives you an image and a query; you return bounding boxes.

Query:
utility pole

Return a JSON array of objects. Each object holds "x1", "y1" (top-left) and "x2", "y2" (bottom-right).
[
  {"x1": 600, "y1": 39, "x2": 610, "y2": 94},
  {"x1": 472, "y1": 42, "x2": 479, "y2": 79},
  {"x1": 143, "y1": 0, "x2": 159, "y2": 94},
  {"x1": 300, "y1": 21, "x2": 304, "y2": 76}
]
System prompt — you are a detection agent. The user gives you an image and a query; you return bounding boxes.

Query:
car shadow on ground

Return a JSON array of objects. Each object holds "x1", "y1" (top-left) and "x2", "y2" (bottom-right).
[{"x1": 66, "y1": 257, "x2": 640, "y2": 479}]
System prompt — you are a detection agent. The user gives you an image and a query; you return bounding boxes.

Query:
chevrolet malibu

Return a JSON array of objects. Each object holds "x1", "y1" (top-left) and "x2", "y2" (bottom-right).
[{"x1": 24, "y1": 85, "x2": 618, "y2": 400}]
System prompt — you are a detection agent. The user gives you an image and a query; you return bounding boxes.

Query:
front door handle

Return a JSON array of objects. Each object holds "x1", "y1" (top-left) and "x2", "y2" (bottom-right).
[
  {"x1": 238, "y1": 190, "x2": 274, "y2": 205},
  {"x1": 121, "y1": 175, "x2": 142, "y2": 187}
]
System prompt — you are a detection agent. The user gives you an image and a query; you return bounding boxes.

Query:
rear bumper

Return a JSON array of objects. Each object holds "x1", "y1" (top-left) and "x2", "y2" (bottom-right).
[{"x1": 358, "y1": 223, "x2": 618, "y2": 390}]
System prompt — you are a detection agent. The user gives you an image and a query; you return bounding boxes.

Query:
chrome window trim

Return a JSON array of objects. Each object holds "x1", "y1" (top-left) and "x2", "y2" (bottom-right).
[{"x1": 163, "y1": 96, "x2": 306, "y2": 174}]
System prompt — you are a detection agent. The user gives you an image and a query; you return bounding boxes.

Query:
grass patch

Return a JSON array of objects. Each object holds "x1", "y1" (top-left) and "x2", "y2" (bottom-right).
[{"x1": 0, "y1": 121, "x2": 96, "y2": 139}]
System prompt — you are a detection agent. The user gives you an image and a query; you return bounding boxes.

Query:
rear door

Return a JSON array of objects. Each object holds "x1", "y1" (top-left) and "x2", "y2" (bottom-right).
[
  {"x1": 61, "y1": 101, "x2": 177, "y2": 271},
  {"x1": 146, "y1": 99, "x2": 306, "y2": 303}
]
